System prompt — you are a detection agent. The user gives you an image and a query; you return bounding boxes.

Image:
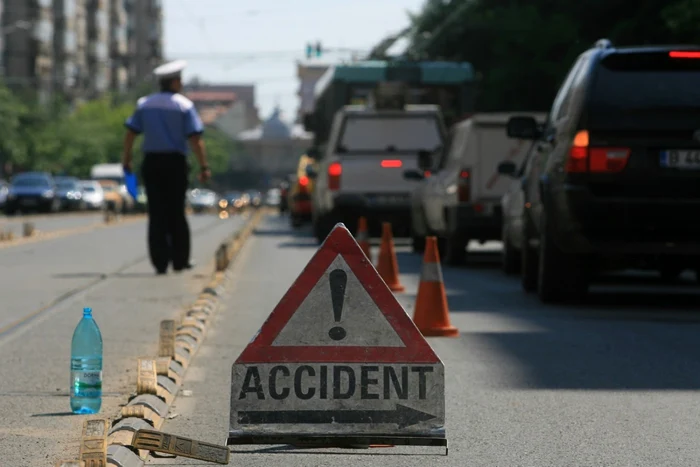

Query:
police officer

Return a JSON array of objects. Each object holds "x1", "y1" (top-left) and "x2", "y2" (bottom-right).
[{"x1": 121, "y1": 60, "x2": 211, "y2": 275}]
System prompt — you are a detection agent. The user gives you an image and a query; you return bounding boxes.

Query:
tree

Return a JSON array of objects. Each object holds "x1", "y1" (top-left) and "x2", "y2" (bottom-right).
[{"x1": 399, "y1": 0, "x2": 700, "y2": 111}]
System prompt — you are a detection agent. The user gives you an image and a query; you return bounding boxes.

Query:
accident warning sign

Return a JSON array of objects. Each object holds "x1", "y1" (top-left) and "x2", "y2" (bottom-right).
[{"x1": 228, "y1": 223, "x2": 446, "y2": 447}]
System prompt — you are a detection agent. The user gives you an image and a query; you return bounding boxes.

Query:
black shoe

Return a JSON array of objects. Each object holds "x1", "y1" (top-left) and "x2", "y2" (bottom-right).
[{"x1": 156, "y1": 268, "x2": 167, "y2": 275}]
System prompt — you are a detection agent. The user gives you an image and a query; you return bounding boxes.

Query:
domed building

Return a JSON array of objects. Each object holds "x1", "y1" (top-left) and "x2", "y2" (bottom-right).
[{"x1": 236, "y1": 107, "x2": 312, "y2": 181}]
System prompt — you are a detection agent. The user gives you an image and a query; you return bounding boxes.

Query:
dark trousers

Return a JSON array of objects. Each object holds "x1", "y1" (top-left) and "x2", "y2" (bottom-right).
[{"x1": 141, "y1": 152, "x2": 190, "y2": 271}]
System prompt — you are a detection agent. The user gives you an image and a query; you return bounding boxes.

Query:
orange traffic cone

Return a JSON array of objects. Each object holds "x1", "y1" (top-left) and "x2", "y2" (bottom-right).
[
  {"x1": 355, "y1": 216, "x2": 371, "y2": 260},
  {"x1": 412, "y1": 236, "x2": 459, "y2": 337},
  {"x1": 376, "y1": 222, "x2": 405, "y2": 292}
]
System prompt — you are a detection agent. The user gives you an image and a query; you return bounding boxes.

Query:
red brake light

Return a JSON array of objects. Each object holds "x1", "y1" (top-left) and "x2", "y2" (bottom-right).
[
  {"x1": 298, "y1": 176, "x2": 309, "y2": 187},
  {"x1": 328, "y1": 162, "x2": 342, "y2": 191},
  {"x1": 566, "y1": 130, "x2": 630, "y2": 173},
  {"x1": 669, "y1": 51, "x2": 700, "y2": 59},
  {"x1": 458, "y1": 168, "x2": 471, "y2": 202},
  {"x1": 424, "y1": 170, "x2": 431, "y2": 178},
  {"x1": 328, "y1": 162, "x2": 342, "y2": 176},
  {"x1": 381, "y1": 159, "x2": 402, "y2": 168}
]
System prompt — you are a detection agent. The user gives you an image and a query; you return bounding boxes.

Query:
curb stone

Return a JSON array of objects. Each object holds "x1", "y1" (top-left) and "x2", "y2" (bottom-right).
[
  {"x1": 55, "y1": 209, "x2": 268, "y2": 467},
  {"x1": 99, "y1": 208, "x2": 266, "y2": 466}
]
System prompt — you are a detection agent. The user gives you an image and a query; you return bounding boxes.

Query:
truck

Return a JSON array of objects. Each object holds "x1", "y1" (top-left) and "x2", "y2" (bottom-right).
[{"x1": 304, "y1": 60, "x2": 477, "y2": 152}]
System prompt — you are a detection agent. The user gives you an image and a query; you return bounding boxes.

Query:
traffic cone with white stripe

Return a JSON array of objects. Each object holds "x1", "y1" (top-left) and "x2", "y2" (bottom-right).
[
  {"x1": 355, "y1": 216, "x2": 371, "y2": 260},
  {"x1": 412, "y1": 236, "x2": 459, "y2": 337},
  {"x1": 376, "y1": 222, "x2": 405, "y2": 292}
]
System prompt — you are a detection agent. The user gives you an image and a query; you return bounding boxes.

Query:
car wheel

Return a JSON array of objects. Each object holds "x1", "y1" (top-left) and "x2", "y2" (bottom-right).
[
  {"x1": 438, "y1": 235, "x2": 467, "y2": 266},
  {"x1": 537, "y1": 211, "x2": 589, "y2": 304},
  {"x1": 658, "y1": 265, "x2": 683, "y2": 282},
  {"x1": 313, "y1": 216, "x2": 333, "y2": 243},
  {"x1": 411, "y1": 235, "x2": 426, "y2": 254},
  {"x1": 521, "y1": 214, "x2": 538, "y2": 293},
  {"x1": 502, "y1": 224, "x2": 521, "y2": 275}
]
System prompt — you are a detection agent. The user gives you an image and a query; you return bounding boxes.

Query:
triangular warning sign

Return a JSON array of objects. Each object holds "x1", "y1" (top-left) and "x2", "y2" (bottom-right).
[{"x1": 236, "y1": 224, "x2": 439, "y2": 364}]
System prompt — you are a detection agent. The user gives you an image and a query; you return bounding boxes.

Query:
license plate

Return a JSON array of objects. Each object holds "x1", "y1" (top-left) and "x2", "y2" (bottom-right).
[
  {"x1": 660, "y1": 150, "x2": 700, "y2": 169},
  {"x1": 368, "y1": 195, "x2": 407, "y2": 205}
]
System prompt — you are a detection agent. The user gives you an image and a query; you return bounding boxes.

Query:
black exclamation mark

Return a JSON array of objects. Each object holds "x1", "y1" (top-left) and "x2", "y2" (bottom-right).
[{"x1": 328, "y1": 269, "x2": 348, "y2": 341}]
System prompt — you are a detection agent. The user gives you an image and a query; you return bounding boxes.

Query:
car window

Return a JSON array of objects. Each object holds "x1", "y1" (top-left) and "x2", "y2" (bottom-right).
[
  {"x1": 548, "y1": 55, "x2": 586, "y2": 123},
  {"x1": 13, "y1": 177, "x2": 50, "y2": 187},
  {"x1": 337, "y1": 115, "x2": 444, "y2": 153},
  {"x1": 588, "y1": 51, "x2": 700, "y2": 130}
]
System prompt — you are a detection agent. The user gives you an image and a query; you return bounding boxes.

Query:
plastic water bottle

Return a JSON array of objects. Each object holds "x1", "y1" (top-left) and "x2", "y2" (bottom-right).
[{"x1": 70, "y1": 307, "x2": 103, "y2": 414}]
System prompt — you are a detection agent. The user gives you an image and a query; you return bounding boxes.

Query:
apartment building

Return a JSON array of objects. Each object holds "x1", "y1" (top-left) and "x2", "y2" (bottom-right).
[
  {"x1": 2, "y1": 0, "x2": 54, "y2": 101},
  {"x1": 1, "y1": 0, "x2": 163, "y2": 99},
  {"x1": 109, "y1": 0, "x2": 128, "y2": 92},
  {"x1": 126, "y1": 0, "x2": 163, "y2": 87}
]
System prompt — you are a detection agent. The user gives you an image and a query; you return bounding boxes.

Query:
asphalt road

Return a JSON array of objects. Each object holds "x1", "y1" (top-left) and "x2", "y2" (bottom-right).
[
  {"x1": 151, "y1": 213, "x2": 700, "y2": 466},
  {"x1": 0, "y1": 211, "x2": 107, "y2": 236},
  {"x1": 0, "y1": 211, "x2": 248, "y2": 466}
]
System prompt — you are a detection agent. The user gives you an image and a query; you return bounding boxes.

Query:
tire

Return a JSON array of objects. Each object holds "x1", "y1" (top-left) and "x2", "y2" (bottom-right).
[
  {"x1": 411, "y1": 235, "x2": 426, "y2": 254},
  {"x1": 313, "y1": 215, "x2": 333, "y2": 243},
  {"x1": 502, "y1": 224, "x2": 521, "y2": 275},
  {"x1": 521, "y1": 214, "x2": 538, "y2": 293},
  {"x1": 658, "y1": 265, "x2": 683, "y2": 282},
  {"x1": 537, "y1": 211, "x2": 589, "y2": 304},
  {"x1": 440, "y1": 235, "x2": 467, "y2": 266}
]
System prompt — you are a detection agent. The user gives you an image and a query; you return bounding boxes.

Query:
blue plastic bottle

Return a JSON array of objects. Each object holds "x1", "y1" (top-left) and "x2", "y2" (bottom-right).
[{"x1": 70, "y1": 307, "x2": 103, "y2": 414}]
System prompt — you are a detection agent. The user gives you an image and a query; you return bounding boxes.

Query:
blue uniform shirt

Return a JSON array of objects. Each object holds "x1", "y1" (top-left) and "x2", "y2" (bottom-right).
[{"x1": 125, "y1": 92, "x2": 204, "y2": 155}]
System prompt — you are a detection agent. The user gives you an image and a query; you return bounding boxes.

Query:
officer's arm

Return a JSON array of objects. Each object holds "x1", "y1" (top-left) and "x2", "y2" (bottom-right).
[
  {"x1": 188, "y1": 134, "x2": 208, "y2": 170},
  {"x1": 122, "y1": 130, "x2": 138, "y2": 169}
]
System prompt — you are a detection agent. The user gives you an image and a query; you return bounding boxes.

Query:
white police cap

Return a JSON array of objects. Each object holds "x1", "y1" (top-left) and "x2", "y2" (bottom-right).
[{"x1": 153, "y1": 60, "x2": 187, "y2": 79}]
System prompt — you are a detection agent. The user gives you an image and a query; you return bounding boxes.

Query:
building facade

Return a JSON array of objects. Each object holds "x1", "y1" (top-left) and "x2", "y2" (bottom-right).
[
  {"x1": 126, "y1": 0, "x2": 163, "y2": 87},
  {"x1": 0, "y1": 0, "x2": 163, "y2": 99},
  {"x1": 2, "y1": 0, "x2": 54, "y2": 101},
  {"x1": 296, "y1": 61, "x2": 331, "y2": 124}
]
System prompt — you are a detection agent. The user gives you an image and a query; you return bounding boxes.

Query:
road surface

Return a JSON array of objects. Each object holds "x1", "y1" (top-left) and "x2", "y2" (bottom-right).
[
  {"x1": 150, "y1": 213, "x2": 700, "y2": 466},
  {"x1": 0, "y1": 212, "x2": 248, "y2": 466},
  {"x1": 0, "y1": 212, "x2": 109, "y2": 237}
]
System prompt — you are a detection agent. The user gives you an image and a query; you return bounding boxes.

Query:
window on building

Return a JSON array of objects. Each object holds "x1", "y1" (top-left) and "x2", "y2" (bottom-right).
[{"x1": 64, "y1": 0, "x2": 76, "y2": 17}]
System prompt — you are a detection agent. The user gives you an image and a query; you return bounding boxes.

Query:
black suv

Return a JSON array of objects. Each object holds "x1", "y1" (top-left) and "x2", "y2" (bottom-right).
[{"x1": 500, "y1": 39, "x2": 700, "y2": 304}]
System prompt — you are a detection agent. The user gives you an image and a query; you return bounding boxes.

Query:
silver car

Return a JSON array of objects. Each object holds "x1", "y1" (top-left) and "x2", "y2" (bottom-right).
[{"x1": 79, "y1": 181, "x2": 105, "y2": 210}]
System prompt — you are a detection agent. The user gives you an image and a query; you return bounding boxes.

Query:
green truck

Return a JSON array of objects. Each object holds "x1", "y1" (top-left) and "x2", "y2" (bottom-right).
[{"x1": 303, "y1": 60, "x2": 478, "y2": 150}]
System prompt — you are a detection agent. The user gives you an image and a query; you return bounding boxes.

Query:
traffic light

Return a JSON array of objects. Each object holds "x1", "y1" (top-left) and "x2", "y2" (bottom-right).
[
  {"x1": 306, "y1": 43, "x2": 313, "y2": 59},
  {"x1": 315, "y1": 41, "x2": 322, "y2": 57}
]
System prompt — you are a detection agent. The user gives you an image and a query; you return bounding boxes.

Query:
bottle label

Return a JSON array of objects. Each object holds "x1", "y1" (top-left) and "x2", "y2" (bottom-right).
[{"x1": 72, "y1": 370, "x2": 102, "y2": 398}]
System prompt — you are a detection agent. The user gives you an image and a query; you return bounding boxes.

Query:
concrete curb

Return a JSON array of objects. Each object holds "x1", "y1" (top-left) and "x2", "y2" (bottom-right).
[{"x1": 100, "y1": 208, "x2": 265, "y2": 467}]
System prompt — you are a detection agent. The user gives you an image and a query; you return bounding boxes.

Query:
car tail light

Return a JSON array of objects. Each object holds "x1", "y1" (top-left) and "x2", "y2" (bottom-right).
[
  {"x1": 458, "y1": 168, "x2": 471, "y2": 202},
  {"x1": 298, "y1": 175, "x2": 309, "y2": 193},
  {"x1": 669, "y1": 51, "x2": 700, "y2": 59},
  {"x1": 566, "y1": 130, "x2": 630, "y2": 174},
  {"x1": 381, "y1": 159, "x2": 402, "y2": 168},
  {"x1": 424, "y1": 170, "x2": 431, "y2": 178},
  {"x1": 328, "y1": 162, "x2": 342, "y2": 191}
]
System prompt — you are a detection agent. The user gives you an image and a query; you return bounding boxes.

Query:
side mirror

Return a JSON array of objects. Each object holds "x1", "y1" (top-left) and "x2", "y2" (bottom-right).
[
  {"x1": 497, "y1": 161, "x2": 518, "y2": 177},
  {"x1": 417, "y1": 150, "x2": 433, "y2": 171},
  {"x1": 506, "y1": 116, "x2": 539, "y2": 140},
  {"x1": 305, "y1": 165, "x2": 318, "y2": 179},
  {"x1": 403, "y1": 169, "x2": 425, "y2": 181}
]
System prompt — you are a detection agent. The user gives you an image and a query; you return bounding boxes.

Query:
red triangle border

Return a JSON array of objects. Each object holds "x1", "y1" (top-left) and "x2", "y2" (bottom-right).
[{"x1": 236, "y1": 225, "x2": 440, "y2": 364}]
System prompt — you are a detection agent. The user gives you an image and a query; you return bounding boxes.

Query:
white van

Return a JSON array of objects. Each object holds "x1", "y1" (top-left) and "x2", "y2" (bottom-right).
[
  {"x1": 309, "y1": 104, "x2": 447, "y2": 242},
  {"x1": 405, "y1": 112, "x2": 546, "y2": 265}
]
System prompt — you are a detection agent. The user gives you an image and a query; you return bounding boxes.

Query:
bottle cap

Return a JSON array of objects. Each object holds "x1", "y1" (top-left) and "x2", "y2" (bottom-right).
[{"x1": 83, "y1": 307, "x2": 92, "y2": 314}]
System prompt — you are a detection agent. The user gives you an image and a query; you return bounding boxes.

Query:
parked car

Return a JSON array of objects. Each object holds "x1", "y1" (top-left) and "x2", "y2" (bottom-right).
[
  {"x1": 0, "y1": 180, "x2": 9, "y2": 209},
  {"x1": 55, "y1": 176, "x2": 85, "y2": 211},
  {"x1": 247, "y1": 190, "x2": 263, "y2": 208},
  {"x1": 79, "y1": 181, "x2": 105, "y2": 211},
  {"x1": 503, "y1": 39, "x2": 700, "y2": 303},
  {"x1": 265, "y1": 188, "x2": 281, "y2": 207},
  {"x1": 188, "y1": 188, "x2": 218, "y2": 213},
  {"x1": 5, "y1": 172, "x2": 60, "y2": 215}
]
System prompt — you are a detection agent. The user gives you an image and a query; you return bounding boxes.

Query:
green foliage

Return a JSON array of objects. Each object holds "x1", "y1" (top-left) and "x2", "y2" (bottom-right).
[
  {"x1": 0, "y1": 85, "x2": 237, "y2": 179},
  {"x1": 400, "y1": 0, "x2": 700, "y2": 111}
]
